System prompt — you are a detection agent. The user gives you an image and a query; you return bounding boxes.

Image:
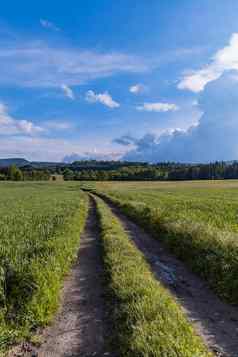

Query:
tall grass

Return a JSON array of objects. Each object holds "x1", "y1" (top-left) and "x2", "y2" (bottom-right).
[
  {"x1": 95, "y1": 188, "x2": 238, "y2": 304},
  {"x1": 94, "y1": 180, "x2": 238, "y2": 233},
  {"x1": 95, "y1": 195, "x2": 212, "y2": 357},
  {"x1": 0, "y1": 182, "x2": 87, "y2": 352}
]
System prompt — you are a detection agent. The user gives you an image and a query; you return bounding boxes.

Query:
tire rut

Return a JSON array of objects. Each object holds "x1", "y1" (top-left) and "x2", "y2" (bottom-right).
[{"x1": 98, "y1": 195, "x2": 238, "y2": 357}]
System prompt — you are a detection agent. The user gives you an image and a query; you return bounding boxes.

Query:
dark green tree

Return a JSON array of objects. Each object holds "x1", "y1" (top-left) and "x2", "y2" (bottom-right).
[
  {"x1": 8, "y1": 165, "x2": 23, "y2": 181},
  {"x1": 63, "y1": 168, "x2": 74, "y2": 181}
]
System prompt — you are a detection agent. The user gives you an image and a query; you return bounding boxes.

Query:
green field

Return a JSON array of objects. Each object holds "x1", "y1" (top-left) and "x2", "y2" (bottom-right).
[
  {"x1": 0, "y1": 182, "x2": 87, "y2": 351},
  {"x1": 93, "y1": 180, "x2": 238, "y2": 303},
  {"x1": 1, "y1": 180, "x2": 237, "y2": 355},
  {"x1": 94, "y1": 180, "x2": 238, "y2": 232}
]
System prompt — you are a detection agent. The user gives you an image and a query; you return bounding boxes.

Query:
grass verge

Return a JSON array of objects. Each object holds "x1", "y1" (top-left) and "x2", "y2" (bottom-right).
[
  {"x1": 94, "y1": 190, "x2": 238, "y2": 305},
  {"x1": 0, "y1": 187, "x2": 88, "y2": 354},
  {"x1": 95, "y1": 195, "x2": 212, "y2": 357}
]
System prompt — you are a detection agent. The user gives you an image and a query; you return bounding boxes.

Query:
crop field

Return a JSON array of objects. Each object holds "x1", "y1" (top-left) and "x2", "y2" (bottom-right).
[
  {"x1": 94, "y1": 180, "x2": 238, "y2": 233},
  {"x1": 93, "y1": 180, "x2": 238, "y2": 303},
  {"x1": 1, "y1": 180, "x2": 238, "y2": 356},
  {"x1": 0, "y1": 182, "x2": 87, "y2": 352}
]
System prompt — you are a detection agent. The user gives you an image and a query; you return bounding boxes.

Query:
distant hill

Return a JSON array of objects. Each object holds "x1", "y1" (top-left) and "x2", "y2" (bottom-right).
[
  {"x1": 0, "y1": 158, "x2": 69, "y2": 169},
  {"x1": 0, "y1": 158, "x2": 29, "y2": 167},
  {"x1": 0, "y1": 157, "x2": 147, "y2": 170}
]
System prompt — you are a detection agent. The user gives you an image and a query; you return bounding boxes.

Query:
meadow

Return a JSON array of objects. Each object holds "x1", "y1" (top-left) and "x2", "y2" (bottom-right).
[
  {"x1": 94, "y1": 180, "x2": 238, "y2": 232},
  {"x1": 1, "y1": 179, "x2": 237, "y2": 355},
  {"x1": 93, "y1": 180, "x2": 238, "y2": 303},
  {"x1": 0, "y1": 182, "x2": 87, "y2": 352}
]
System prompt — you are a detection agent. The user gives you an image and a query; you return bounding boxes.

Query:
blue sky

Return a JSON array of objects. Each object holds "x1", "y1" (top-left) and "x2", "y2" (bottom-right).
[{"x1": 1, "y1": 0, "x2": 238, "y2": 162}]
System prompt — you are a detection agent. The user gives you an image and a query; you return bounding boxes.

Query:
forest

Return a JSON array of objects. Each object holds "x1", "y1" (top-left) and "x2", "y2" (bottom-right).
[{"x1": 1, "y1": 160, "x2": 238, "y2": 181}]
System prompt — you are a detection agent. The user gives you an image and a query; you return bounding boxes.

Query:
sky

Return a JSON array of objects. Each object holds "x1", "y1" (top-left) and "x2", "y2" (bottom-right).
[{"x1": 1, "y1": 0, "x2": 238, "y2": 163}]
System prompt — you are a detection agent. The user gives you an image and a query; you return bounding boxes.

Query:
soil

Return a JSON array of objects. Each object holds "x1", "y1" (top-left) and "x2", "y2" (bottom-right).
[{"x1": 101, "y1": 195, "x2": 238, "y2": 357}]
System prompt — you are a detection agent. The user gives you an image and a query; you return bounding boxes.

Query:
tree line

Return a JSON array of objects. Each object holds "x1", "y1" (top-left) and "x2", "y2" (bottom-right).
[
  {"x1": 2, "y1": 161, "x2": 238, "y2": 182},
  {"x1": 63, "y1": 161, "x2": 238, "y2": 181},
  {"x1": 0, "y1": 165, "x2": 50, "y2": 181}
]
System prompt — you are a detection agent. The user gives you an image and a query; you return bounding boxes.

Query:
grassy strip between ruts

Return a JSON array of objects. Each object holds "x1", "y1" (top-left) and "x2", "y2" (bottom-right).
[
  {"x1": 95, "y1": 195, "x2": 212, "y2": 357},
  {"x1": 94, "y1": 190, "x2": 238, "y2": 305},
  {"x1": 0, "y1": 189, "x2": 88, "y2": 354}
]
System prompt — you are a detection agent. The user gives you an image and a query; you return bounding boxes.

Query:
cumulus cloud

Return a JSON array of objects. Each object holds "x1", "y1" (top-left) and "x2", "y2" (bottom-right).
[
  {"x1": 61, "y1": 84, "x2": 75, "y2": 99},
  {"x1": 40, "y1": 19, "x2": 60, "y2": 31},
  {"x1": 136, "y1": 102, "x2": 179, "y2": 112},
  {"x1": 0, "y1": 39, "x2": 149, "y2": 88},
  {"x1": 85, "y1": 90, "x2": 120, "y2": 108},
  {"x1": 129, "y1": 83, "x2": 145, "y2": 94},
  {"x1": 63, "y1": 151, "x2": 122, "y2": 163},
  {"x1": 178, "y1": 33, "x2": 238, "y2": 92},
  {"x1": 122, "y1": 72, "x2": 238, "y2": 163},
  {"x1": 0, "y1": 103, "x2": 43, "y2": 136}
]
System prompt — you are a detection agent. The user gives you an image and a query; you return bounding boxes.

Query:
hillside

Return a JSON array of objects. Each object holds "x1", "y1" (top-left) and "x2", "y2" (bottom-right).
[{"x1": 0, "y1": 158, "x2": 29, "y2": 167}]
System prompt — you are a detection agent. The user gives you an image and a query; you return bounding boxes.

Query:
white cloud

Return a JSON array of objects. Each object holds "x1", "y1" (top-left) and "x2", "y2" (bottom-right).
[
  {"x1": 178, "y1": 33, "x2": 238, "y2": 92},
  {"x1": 40, "y1": 19, "x2": 60, "y2": 32},
  {"x1": 136, "y1": 102, "x2": 179, "y2": 112},
  {"x1": 178, "y1": 66, "x2": 221, "y2": 93},
  {"x1": 0, "y1": 39, "x2": 148, "y2": 88},
  {"x1": 0, "y1": 103, "x2": 43, "y2": 135},
  {"x1": 0, "y1": 135, "x2": 123, "y2": 162},
  {"x1": 63, "y1": 150, "x2": 123, "y2": 163},
  {"x1": 129, "y1": 83, "x2": 145, "y2": 94},
  {"x1": 124, "y1": 73, "x2": 238, "y2": 163},
  {"x1": 61, "y1": 84, "x2": 75, "y2": 100},
  {"x1": 85, "y1": 90, "x2": 120, "y2": 108},
  {"x1": 44, "y1": 120, "x2": 74, "y2": 131}
]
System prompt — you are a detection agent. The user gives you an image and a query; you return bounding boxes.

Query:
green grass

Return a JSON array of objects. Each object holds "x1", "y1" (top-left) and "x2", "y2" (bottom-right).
[
  {"x1": 92, "y1": 180, "x2": 238, "y2": 304},
  {"x1": 95, "y1": 195, "x2": 212, "y2": 357},
  {"x1": 94, "y1": 180, "x2": 238, "y2": 233},
  {"x1": 0, "y1": 182, "x2": 87, "y2": 352}
]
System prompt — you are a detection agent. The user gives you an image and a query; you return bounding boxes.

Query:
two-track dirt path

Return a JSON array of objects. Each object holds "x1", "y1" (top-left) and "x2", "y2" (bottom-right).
[
  {"x1": 99, "y1": 195, "x2": 238, "y2": 357},
  {"x1": 36, "y1": 196, "x2": 111, "y2": 357}
]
